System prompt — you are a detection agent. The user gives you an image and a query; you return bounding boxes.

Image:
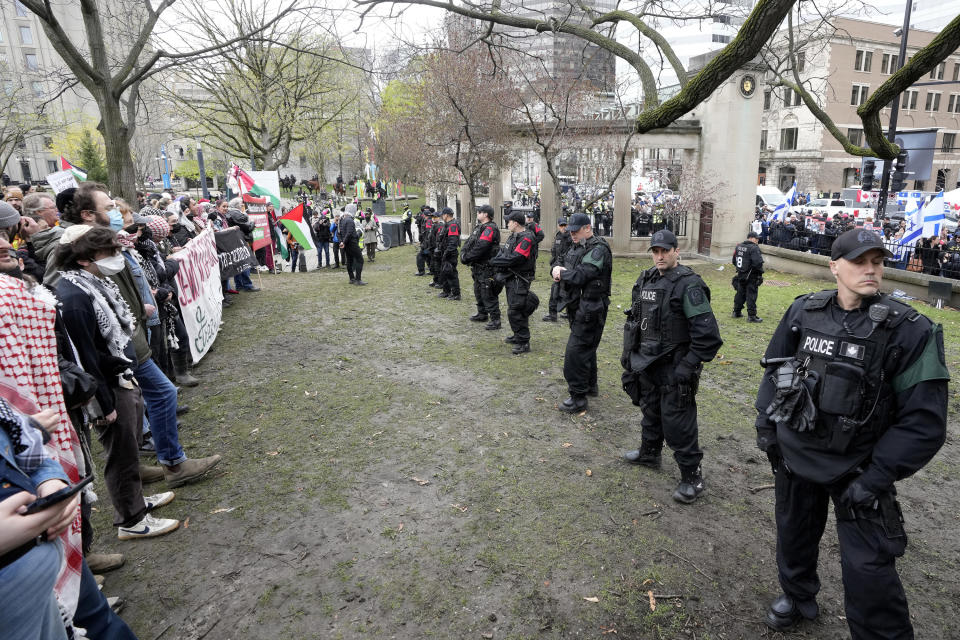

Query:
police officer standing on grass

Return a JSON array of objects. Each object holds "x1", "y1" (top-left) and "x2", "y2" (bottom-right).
[
  {"x1": 401, "y1": 205, "x2": 414, "y2": 243},
  {"x1": 552, "y1": 213, "x2": 612, "y2": 414},
  {"x1": 490, "y1": 212, "x2": 538, "y2": 355},
  {"x1": 429, "y1": 209, "x2": 443, "y2": 289},
  {"x1": 620, "y1": 229, "x2": 722, "y2": 504},
  {"x1": 415, "y1": 208, "x2": 433, "y2": 277},
  {"x1": 543, "y1": 218, "x2": 572, "y2": 322},
  {"x1": 753, "y1": 229, "x2": 949, "y2": 639},
  {"x1": 438, "y1": 207, "x2": 461, "y2": 300},
  {"x1": 732, "y1": 230, "x2": 764, "y2": 322},
  {"x1": 461, "y1": 204, "x2": 502, "y2": 328}
]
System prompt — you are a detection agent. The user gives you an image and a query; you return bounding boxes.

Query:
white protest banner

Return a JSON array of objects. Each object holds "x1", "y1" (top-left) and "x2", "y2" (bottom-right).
[
  {"x1": 171, "y1": 229, "x2": 223, "y2": 362},
  {"x1": 45, "y1": 170, "x2": 79, "y2": 194}
]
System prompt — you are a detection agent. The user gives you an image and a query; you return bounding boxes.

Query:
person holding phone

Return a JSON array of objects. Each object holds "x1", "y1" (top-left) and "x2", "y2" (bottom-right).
[{"x1": 0, "y1": 400, "x2": 80, "y2": 639}]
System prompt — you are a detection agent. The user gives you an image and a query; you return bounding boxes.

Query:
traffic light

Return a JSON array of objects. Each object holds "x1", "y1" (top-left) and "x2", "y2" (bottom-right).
[
  {"x1": 890, "y1": 151, "x2": 908, "y2": 193},
  {"x1": 862, "y1": 160, "x2": 876, "y2": 191}
]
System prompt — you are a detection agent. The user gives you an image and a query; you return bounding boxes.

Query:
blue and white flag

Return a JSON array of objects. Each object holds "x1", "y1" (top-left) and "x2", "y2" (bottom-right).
[
  {"x1": 897, "y1": 198, "x2": 923, "y2": 253},
  {"x1": 771, "y1": 181, "x2": 796, "y2": 221},
  {"x1": 919, "y1": 193, "x2": 946, "y2": 238}
]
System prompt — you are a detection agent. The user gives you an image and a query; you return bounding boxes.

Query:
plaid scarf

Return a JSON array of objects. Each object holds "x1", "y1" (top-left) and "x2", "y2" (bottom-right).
[{"x1": 0, "y1": 397, "x2": 47, "y2": 473}]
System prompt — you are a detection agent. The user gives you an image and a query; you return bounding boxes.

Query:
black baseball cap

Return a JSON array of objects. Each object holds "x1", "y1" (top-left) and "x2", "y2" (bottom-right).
[
  {"x1": 649, "y1": 229, "x2": 678, "y2": 250},
  {"x1": 566, "y1": 213, "x2": 591, "y2": 232},
  {"x1": 830, "y1": 229, "x2": 893, "y2": 260},
  {"x1": 506, "y1": 212, "x2": 525, "y2": 225},
  {"x1": 747, "y1": 231, "x2": 759, "y2": 239},
  {"x1": 477, "y1": 204, "x2": 494, "y2": 215},
  {"x1": 557, "y1": 217, "x2": 568, "y2": 226}
]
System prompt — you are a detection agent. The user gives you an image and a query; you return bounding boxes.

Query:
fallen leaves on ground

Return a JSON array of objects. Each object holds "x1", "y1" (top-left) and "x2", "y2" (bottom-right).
[
  {"x1": 583, "y1": 596, "x2": 599, "y2": 603},
  {"x1": 210, "y1": 507, "x2": 235, "y2": 514},
  {"x1": 411, "y1": 476, "x2": 430, "y2": 486},
  {"x1": 648, "y1": 590, "x2": 656, "y2": 611}
]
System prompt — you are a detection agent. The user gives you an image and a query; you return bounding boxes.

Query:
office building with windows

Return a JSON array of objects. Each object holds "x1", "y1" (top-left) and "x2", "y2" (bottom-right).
[{"x1": 759, "y1": 17, "x2": 960, "y2": 195}]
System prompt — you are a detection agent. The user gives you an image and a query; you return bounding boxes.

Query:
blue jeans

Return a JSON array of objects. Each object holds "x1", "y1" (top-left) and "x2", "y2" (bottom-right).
[
  {"x1": 74, "y1": 559, "x2": 137, "y2": 639},
  {"x1": 235, "y1": 268, "x2": 255, "y2": 290},
  {"x1": 133, "y1": 358, "x2": 186, "y2": 467},
  {"x1": 318, "y1": 242, "x2": 330, "y2": 267},
  {"x1": 0, "y1": 540, "x2": 67, "y2": 640}
]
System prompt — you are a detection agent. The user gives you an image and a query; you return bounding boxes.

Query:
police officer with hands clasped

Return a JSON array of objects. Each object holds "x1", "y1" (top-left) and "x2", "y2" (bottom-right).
[
  {"x1": 552, "y1": 213, "x2": 612, "y2": 413},
  {"x1": 490, "y1": 211, "x2": 539, "y2": 355},
  {"x1": 754, "y1": 228, "x2": 949, "y2": 638},
  {"x1": 543, "y1": 218, "x2": 572, "y2": 323},
  {"x1": 732, "y1": 230, "x2": 764, "y2": 322},
  {"x1": 461, "y1": 204, "x2": 502, "y2": 329},
  {"x1": 620, "y1": 229, "x2": 723, "y2": 504}
]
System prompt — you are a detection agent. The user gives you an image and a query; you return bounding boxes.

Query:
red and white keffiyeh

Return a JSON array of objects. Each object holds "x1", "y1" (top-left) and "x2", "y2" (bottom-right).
[{"x1": 0, "y1": 274, "x2": 83, "y2": 616}]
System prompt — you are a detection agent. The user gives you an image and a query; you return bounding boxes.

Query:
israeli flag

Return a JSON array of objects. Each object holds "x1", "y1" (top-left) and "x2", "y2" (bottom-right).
[
  {"x1": 921, "y1": 193, "x2": 946, "y2": 238},
  {"x1": 898, "y1": 198, "x2": 923, "y2": 250},
  {"x1": 771, "y1": 181, "x2": 797, "y2": 221}
]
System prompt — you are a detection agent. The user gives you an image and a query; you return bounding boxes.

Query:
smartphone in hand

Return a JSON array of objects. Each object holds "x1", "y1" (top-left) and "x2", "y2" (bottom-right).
[{"x1": 22, "y1": 476, "x2": 92, "y2": 515}]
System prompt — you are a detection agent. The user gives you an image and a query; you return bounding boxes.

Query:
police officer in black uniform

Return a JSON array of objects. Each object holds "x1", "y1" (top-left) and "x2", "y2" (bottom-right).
[
  {"x1": 428, "y1": 210, "x2": 443, "y2": 288},
  {"x1": 461, "y1": 204, "x2": 501, "y2": 328},
  {"x1": 415, "y1": 208, "x2": 432, "y2": 276},
  {"x1": 754, "y1": 229, "x2": 949, "y2": 638},
  {"x1": 621, "y1": 229, "x2": 723, "y2": 503},
  {"x1": 490, "y1": 212, "x2": 538, "y2": 355},
  {"x1": 552, "y1": 213, "x2": 612, "y2": 413},
  {"x1": 543, "y1": 218, "x2": 572, "y2": 322},
  {"x1": 438, "y1": 207, "x2": 461, "y2": 300},
  {"x1": 732, "y1": 231, "x2": 764, "y2": 322}
]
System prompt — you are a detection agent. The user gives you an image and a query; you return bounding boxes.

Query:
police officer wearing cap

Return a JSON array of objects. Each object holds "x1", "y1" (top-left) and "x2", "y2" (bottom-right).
[
  {"x1": 415, "y1": 208, "x2": 432, "y2": 276},
  {"x1": 461, "y1": 204, "x2": 501, "y2": 328},
  {"x1": 732, "y1": 231, "x2": 764, "y2": 322},
  {"x1": 621, "y1": 229, "x2": 723, "y2": 504},
  {"x1": 552, "y1": 213, "x2": 612, "y2": 413},
  {"x1": 427, "y1": 209, "x2": 443, "y2": 288},
  {"x1": 754, "y1": 228, "x2": 949, "y2": 638},
  {"x1": 490, "y1": 211, "x2": 538, "y2": 354},
  {"x1": 544, "y1": 218, "x2": 572, "y2": 322}
]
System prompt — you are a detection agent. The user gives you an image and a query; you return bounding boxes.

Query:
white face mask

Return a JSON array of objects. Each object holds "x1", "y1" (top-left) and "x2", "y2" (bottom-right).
[{"x1": 94, "y1": 253, "x2": 126, "y2": 276}]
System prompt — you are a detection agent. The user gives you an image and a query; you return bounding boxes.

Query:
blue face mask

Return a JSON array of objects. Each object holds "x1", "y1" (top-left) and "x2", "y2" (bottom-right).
[{"x1": 108, "y1": 208, "x2": 124, "y2": 231}]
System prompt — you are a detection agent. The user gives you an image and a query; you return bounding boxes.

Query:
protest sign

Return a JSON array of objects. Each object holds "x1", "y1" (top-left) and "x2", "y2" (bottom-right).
[
  {"x1": 215, "y1": 227, "x2": 257, "y2": 280},
  {"x1": 172, "y1": 229, "x2": 222, "y2": 362},
  {"x1": 243, "y1": 193, "x2": 272, "y2": 251},
  {"x1": 45, "y1": 170, "x2": 79, "y2": 194}
]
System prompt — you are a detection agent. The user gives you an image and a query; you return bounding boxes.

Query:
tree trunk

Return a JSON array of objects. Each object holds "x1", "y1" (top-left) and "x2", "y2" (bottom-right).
[{"x1": 97, "y1": 97, "x2": 137, "y2": 204}]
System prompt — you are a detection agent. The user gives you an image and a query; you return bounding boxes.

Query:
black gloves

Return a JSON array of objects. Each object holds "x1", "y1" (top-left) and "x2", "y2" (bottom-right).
[
  {"x1": 675, "y1": 361, "x2": 696, "y2": 384},
  {"x1": 840, "y1": 478, "x2": 878, "y2": 510}
]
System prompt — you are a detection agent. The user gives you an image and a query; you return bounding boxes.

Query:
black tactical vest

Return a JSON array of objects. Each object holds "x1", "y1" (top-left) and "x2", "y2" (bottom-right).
[
  {"x1": 778, "y1": 291, "x2": 917, "y2": 484},
  {"x1": 734, "y1": 242, "x2": 753, "y2": 273},
  {"x1": 574, "y1": 235, "x2": 612, "y2": 300},
  {"x1": 630, "y1": 265, "x2": 696, "y2": 362}
]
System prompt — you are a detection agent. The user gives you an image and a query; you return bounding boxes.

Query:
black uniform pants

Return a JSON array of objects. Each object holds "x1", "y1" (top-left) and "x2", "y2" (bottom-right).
[
  {"x1": 471, "y1": 266, "x2": 485, "y2": 313},
  {"x1": 774, "y1": 471, "x2": 911, "y2": 640},
  {"x1": 431, "y1": 252, "x2": 442, "y2": 284},
  {"x1": 332, "y1": 243, "x2": 342, "y2": 267},
  {"x1": 403, "y1": 222, "x2": 413, "y2": 243},
  {"x1": 505, "y1": 278, "x2": 532, "y2": 342},
  {"x1": 563, "y1": 299, "x2": 608, "y2": 396},
  {"x1": 441, "y1": 259, "x2": 460, "y2": 296},
  {"x1": 733, "y1": 275, "x2": 760, "y2": 316},
  {"x1": 637, "y1": 360, "x2": 702, "y2": 469},
  {"x1": 344, "y1": 240, "x2": 363, "y2": 280},
  {"x1": 417, "y1": 249, "x2": 428, "y2": 274},
  {"x1": 548, "y1": 280, "x2": 561, "y2": 315},
  {"x1": 476, "y1": 268, "x2": 500, "y2": 319}
]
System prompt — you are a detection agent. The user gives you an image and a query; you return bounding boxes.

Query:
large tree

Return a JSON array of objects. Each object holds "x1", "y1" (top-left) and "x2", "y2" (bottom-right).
[
  {"x1": 356, "y1": 0, "x2": 960, "y2": 160},
  {"x1": 18, "y1": 0, "x2": 301, "y2": 202},
  {"x1": 0, "y1": 61, "x2": 63, "y2": 178},
  {"x1": 173, "y1": 0, "x2": 360, "y2": 172}
]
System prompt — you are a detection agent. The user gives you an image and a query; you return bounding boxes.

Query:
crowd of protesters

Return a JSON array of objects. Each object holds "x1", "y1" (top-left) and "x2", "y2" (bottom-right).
[
  {"x1": 0, "y1": 182, "x2": 235, "y2": 638},
  {"x1": 750, "y1": 207, "x2": 960, "y2": 279}
]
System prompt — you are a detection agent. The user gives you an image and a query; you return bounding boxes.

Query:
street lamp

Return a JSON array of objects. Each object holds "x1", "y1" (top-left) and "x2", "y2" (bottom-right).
[{"x1": 196, "y1": 141, "x2": 209, "y2": 201}]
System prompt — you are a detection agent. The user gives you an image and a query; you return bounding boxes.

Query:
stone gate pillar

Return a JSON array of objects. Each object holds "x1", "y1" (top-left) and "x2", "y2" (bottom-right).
[
  {"x1": 694, "y1": 61, "x2": 764, "y2": 258},
  {"x1": 612, "y1": 154, "x2": 633, "y2": 253}
]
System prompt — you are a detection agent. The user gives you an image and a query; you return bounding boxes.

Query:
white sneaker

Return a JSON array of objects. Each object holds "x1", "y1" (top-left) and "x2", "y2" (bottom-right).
[
  {"x1": 118, "y1": 514, "x2": 180, "y2": 540},
  {"x1": 144, "y1": 491, "x2": 175, "y2": 511}
]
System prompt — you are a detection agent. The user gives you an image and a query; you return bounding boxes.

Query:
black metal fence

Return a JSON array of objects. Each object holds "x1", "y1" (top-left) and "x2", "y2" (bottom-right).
[{"x1": 757, "y1": 225, "x2": 960, "y2": 280}]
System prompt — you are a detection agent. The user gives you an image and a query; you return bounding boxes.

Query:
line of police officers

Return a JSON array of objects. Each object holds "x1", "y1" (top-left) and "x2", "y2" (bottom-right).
[{"x1": 411, "y1": 210, "x2": 948, "y2": 639}]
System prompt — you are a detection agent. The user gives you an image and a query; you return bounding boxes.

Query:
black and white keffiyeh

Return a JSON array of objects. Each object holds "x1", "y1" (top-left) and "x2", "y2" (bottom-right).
[
  {"x1": 58, "y1": 269, "x2": 135, "y2": 360},
  {"x1": 0, "y1": 397, "x2": 47, "y2": 473}
]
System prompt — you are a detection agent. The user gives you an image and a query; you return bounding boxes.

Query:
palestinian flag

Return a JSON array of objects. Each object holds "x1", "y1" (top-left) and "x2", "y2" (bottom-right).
[
  {"x1": 228, "y1": 163, "x2": 280, "y2": 208},
  {"x1": 60, "y1": 156, "x2": 87, "y2": 182},
  {"x1": 278, "y1": 203, "x2": 315, "y2": 251}
]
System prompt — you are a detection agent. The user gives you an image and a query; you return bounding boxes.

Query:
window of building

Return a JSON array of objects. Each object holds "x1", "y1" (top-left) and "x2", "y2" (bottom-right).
[
  {"x1": 760, "y1": 130, "x2": 768, "y2": 150},
  {"x1": 763, "y1": 89, "x2": 771, "y2": 110},
  {"x1": 936, "y1": 169, "x2": 949, "y2": 191},
  {"x1": 0, "y1": 29, "x2": 4, "y2": 43},
  {"x1": 46, "y1": 160, "x2": 57, "y2": 174},
  {"x1": 901, "y1": 89, "x2": 918, "y2": 110},
  {"x1": 14, "y1": 0, "x2": 28, "y2": 17},
  {"x1": 796, "y1": 50, "x2": 805, "y2": 73},
  {"x1": 783, "y1": 87, "x2": 802, "y2": 107},
  {"x1": 43, "y1": 136, "x2": 52, "y2": 149},
  {"x1": 2, "y1": 81, "x2": 13, "y2": 95},
  {"x1": 779, "y1": 166, "x2": 796, "y2": 193},
  {"x1": 714, "y1": 14, "x2": 732, "y2": 25},
  {"x1": 780, "y1": 128, "x2": 798, "y2": 151},
  {"x1": 854, "y1": 49, "x2": 872, "y2": 72},
  {"x1": 23, "y1": 53, "x2": 37, "y2": 71},
  {"x1": 18, "y1": 26, "x2": 32, "y2": 45},
  {"x1": 914, "y1": 180, "x2": 925, "y2": 191},
  {"x1": 925, "y1": 92, "x2": 941, "y2": 112},
  {"x1": 881, "y1": 53, "x2": 899, "y2": 74},
  {"x1": 954, "y1": 63, "x2": 960, "y2": 82},
  {"x1": 848, "y1": 128, "x2": 864, "y2": 147},
  {"x1": 711, "y1": 34, "x2": 731, "y2": 44},
  {"x1": 30, "y1": 80, "x2": 42, "y2": 97},
  {"x1": 948, "y1": 94, "x2": 960, "y2": 114},
  {"x1": 851, "y1": 84, "x2": 869, "y2": 106},
  {"x1": 16, "y1": 137, "x2": 25, "y2": 149},
  {"x1": 0, "y1": 50, "x2": 7, "y2": 68},
  {"x1": 930, "y1": 62, "x2": 945, "y2": 80},
  {"x1": 943, "y1": 133, "x2": 956, "y2": 153}
]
